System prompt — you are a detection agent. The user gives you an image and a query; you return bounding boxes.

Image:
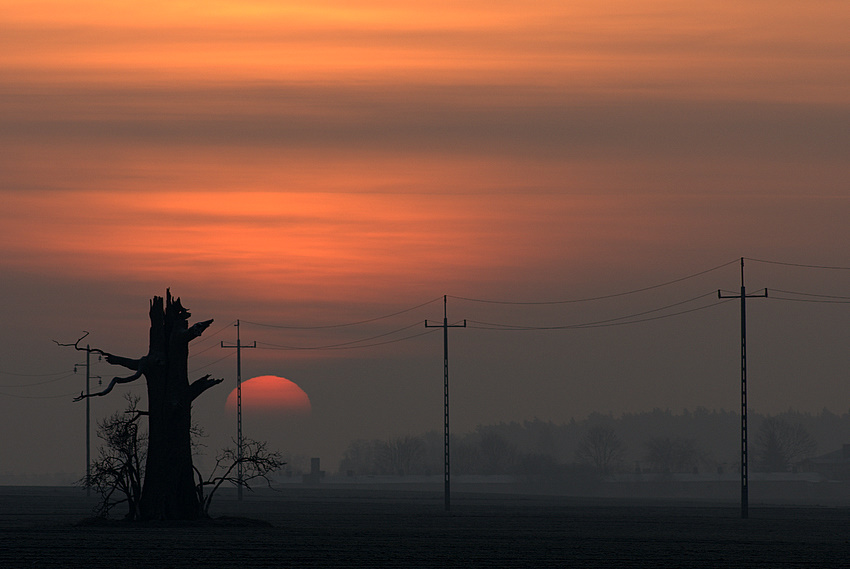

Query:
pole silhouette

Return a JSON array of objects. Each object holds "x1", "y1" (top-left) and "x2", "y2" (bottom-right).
[
  {"x1": 221, "y1": 319, "x2": 256, "y2": 500},
  {"x1": 73, "y1": 343, "x2": 101, "y2": 496},
  {"x1": 718, "y1": 257, "x2": 767, "y2": 519},
  {"x1": 426, "y1": 296, "x2": 466, "y2": 511}
]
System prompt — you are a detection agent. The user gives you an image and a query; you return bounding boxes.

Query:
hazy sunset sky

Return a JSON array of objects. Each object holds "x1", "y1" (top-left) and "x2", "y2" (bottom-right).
[{"x1": 2, "y1": 1, "x2": 849, "y2": 480}]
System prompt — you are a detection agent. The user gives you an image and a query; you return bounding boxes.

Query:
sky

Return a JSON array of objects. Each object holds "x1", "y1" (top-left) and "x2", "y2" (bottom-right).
[{"x1": 1, "y1": 0, "x2": 850, "y2": 482}]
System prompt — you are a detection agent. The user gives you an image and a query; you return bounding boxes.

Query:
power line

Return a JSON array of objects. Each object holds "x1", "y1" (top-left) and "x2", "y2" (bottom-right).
[
  {"x1": 467, "y1": 292, "x2": 726, "y2": 330},
  {"x1": 0, "y1": 389, "x2": 82, "y2": 399},
  {"x1": 243, "y1": 297, "x2": 443, "y2": 329},
  {"x1": 767, "y1": 289, "x2": 850, "y2": 303},
  {"x1": 188, "y1": 351, "x2": 235, "y2": 373},
  {"x1": 192, "y1": 341, "x2": 226, "y2": 357},
  {"x1": 768, "y1": 296, "x2": 850, "y2": 305},
  {"x1": 449, "y1": 259, "x2": 739, "y2": 305},
  {"x1": 0, "y1": 369, "x2": 70, "y2": 377},
  {"x1": 0, "y1": 373, "x2": 76, "y2": 388},
  {"x1": 256, "y1": 322, "x2": 432, "y2": 351},
  {"x1": 745, "y1": 257, "x2": 850, "y2": 270},
  {"x1": 192, "y1": 319, "x2": 239, "y2": 343}
]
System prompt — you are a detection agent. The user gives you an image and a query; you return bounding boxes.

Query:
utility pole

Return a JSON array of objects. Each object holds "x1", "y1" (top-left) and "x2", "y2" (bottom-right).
[
  {"x1": 221, "y1": 320, "x2": 256, "y2": 500},
  {"x1": 426, "y1": 295, "x2": 466, "y2": 512},
  {"x1": 719, "y1": 257, "x2": 767, "y2": 519},
  {"x1": 74, "y1": 344, "x2": 98, "y2": 497}
]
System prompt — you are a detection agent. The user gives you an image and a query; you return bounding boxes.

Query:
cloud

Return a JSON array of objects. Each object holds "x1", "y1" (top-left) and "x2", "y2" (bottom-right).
[{"x1": 3, "y1": 82, "x2": 849, "y2": 162}]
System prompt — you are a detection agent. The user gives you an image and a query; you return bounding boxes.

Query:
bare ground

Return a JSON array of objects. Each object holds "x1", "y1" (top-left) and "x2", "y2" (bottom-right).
[{"x1": 2, "y1": 485, "x2": 850, "y2": 568}]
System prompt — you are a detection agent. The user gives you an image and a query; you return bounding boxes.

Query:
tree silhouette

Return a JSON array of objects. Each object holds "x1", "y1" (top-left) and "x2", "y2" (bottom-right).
[
  {"x1": 195, "y1": 438, "x2": 284, "y2": 517},
  {"x1": 755, "y1": 417, "x2": 817, "y2": 472},
  {"x1": 644, "y1": 437, "x2": 703, "y2": 474},
  {"x1": 84, "y1": 394, "x2": 146, "y2": 520},
  {"x1": 60, "y1": 291, "x2": 221, "y2": 520},
  {"x1": 576, "y1": 426, "x2": 624, "y2": 477},
  {"x1": 375, "y1": 435, "x2": 426, "y2": 476}
]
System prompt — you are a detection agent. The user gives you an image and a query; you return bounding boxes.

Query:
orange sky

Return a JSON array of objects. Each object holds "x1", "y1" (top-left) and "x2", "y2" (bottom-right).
[
  {"x1": 1, "y1": 1, "x2": 849, "y2": 479},
  {"x1": 4, "y1": 1, "x2": 848, "y2": 102}
]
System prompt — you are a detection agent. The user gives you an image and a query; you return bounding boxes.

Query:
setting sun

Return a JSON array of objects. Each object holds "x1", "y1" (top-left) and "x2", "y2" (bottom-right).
[{"x1": 226, "y1": 375, "x2": 311, "y2": 416}]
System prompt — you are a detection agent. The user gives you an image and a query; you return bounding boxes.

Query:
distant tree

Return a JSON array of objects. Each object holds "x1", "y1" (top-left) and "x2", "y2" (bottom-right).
[
  {"x1": 83, "y1": 394, "x2": 146, "y2": 520},
  {"x1": 576, "y1": 426, "x2": 624, "y2": 476},
  {"x1": 375, "y1": 435, "x2": 425, "y2": 476},
  {"x1": 338, "y1": 439, "x2": 379, "y2": 476},
  {"x1": 420, "y1": 430, "x2": 445, "y2": 476},
  {"x1": 477, "y1": 432, "x2": 519, "y2": 474},
  {"x1": 645, "y1": 437, "x2": 702, "y2": 473},
  {"x1": 755, "y1": 417, "x2": 817, "y2": 472},
  {"x1": 452, "y1": 438, "x2": 482, "y2": 475}
]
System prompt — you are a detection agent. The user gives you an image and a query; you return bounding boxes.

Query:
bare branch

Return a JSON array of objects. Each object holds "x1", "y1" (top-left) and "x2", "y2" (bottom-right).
[
  {"x1": 74, "y1": 368, "x2": 144, "y2": 402},
  {"x1": 104, "y1": 353, "x2": 143, "y2": 372},
  {"x1": 53, "y1": 331, "x2": 97, "y2": 352},
  {"x1": 127, "y1": 409, "x2": 149, "y2": 420},
  {"x1": 186, "y1": 318, "x2": 214, "y2": 342},
  {"x1": 55, "y1": 331, "x2": 142, "y2": 371},
  {"x1": 188, "y1": 374, "x2": 223, "y2": 402},
  {"x1": 197, "y1": 438, "x2": 285, "y2": 516}
]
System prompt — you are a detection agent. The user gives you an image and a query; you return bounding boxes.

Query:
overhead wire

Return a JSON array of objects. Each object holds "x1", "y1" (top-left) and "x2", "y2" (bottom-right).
[
  {"x1": 0, "y1": 372, "x2": 77, "y2": 388},
  {"x1": 0, "y1": 369, "x2": 70, "y2": 377},
  {"x1": 256, "y1": 321, "x2": 428, "y2": 351},
  {"x1": 188, "y1": 351, "x2": 235, "y2": 373},
  {"x1": 190, "y1": 261, "x2": 743, "y2": 351},
  {"x1": 191, "y1": 319, "x2": 238, "y2": 345},
  {"x1": 468, "y1": 292, "x2": 730, "y2": 330},
  {"x1": 449, "y1": 259, "x2": 739, "y2": 305},
  {"x1": 768, "y1": 289, "x2": 850, "y2": 300},
  {"x1": 745, "y1": 258, "x2": 850, "y2": 270},
  {"x1": 0, "y1": 390, "x2": 83, "y2": 400},
  {"x1": 767, "y1": 290, "x2": 850, "y2": 304},
  {"x1": 243, "y1": 297, "x2": 443, "y2": 330},
  {"x1": 192, "y1": 342, "x2": 225, "y2": 357},
  {"x1": 7, "y1": 258, "x2": 849, "y2": 398},
  {"x1": 258, "y1": 328, "x2": 440, "y2": 352}
]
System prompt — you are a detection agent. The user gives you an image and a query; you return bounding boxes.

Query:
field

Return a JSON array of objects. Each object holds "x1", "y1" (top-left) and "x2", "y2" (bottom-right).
[{"x1": 2, "y1": 485, "x2": 850, "y2": 568}]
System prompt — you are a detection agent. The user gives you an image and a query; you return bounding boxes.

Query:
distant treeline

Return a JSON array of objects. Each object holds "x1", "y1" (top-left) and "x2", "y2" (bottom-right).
[{"x1": 337, "y1": 408, "x2": 850, "y2": 477}]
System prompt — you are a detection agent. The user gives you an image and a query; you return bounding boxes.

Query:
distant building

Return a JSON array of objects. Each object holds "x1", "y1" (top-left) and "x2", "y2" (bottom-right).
[
  {"x1": 303, "y1": 457, "x2": 324, "y2": 484},
  {"x1": 801, "y1": 444, "x2": 850, "y2": 480}
]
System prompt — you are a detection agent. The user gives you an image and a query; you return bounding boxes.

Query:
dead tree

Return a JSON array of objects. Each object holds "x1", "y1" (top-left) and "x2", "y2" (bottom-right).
[
  {"x1": 195, "y1": 438, "x2": 285, "y2": 517},
  {"x1": 84, "y1": 394, "x2": 147, "y2": 520},
  {"x1": 60, "y1": 290, "x2": 221, "y2": 520}
]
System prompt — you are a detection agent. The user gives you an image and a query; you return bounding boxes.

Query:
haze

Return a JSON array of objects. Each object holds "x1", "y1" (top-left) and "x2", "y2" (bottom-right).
[{"x1": 1, "y1": 1, "x2": 849, "y2": 483}]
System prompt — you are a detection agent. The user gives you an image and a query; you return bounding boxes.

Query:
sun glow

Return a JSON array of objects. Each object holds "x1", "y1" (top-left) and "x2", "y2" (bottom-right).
[{"x1": 225, "y1": 375, "x2": 311, "y2": 415}]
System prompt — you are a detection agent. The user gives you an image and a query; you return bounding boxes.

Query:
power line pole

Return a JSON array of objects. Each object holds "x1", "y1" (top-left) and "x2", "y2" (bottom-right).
[
  {"x1": 221, "y1": 320, "x2": 256, "y2": 500},
  {"x1": 426, "y1": 295, "x2": 466, "y2": 512},
  {"x1": 718, "y1": 257, "x2": 767, "y2": 519},
  {"x1": 74, "y1": 344, "x2": 99, "y2": 497}
]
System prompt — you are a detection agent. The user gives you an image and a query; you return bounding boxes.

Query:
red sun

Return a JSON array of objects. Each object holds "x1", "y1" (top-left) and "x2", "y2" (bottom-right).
[{"x1": 225, "y1": 375, "x2": 311, "y2": 416}]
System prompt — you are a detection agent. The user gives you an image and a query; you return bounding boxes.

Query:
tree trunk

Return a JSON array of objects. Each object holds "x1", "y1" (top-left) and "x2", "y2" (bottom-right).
[{"x1": 137, "y1": 292, "x2": 208, "y2": 520}]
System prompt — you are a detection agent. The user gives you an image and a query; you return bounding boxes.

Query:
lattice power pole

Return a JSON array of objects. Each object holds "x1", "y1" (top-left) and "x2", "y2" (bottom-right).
[
  {"x1": 221, "y1": 319, "x2": 256, "y2": 500},
  {"x1": 719, "y1": 258, "x2": 767, "y2": 519},
  {"x1": 426, "y1": 296, "x2": 466, "y2": 512}
]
